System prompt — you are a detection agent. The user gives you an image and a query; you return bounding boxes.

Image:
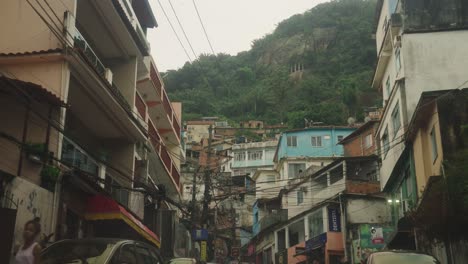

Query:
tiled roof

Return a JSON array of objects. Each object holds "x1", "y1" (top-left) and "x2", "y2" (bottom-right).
[
  {"x1": 0, "y1": 76, "x2": 67, "y2": 107},
  {"x1": 0, "y1": 48, "x2": 62, "y2": 57}
]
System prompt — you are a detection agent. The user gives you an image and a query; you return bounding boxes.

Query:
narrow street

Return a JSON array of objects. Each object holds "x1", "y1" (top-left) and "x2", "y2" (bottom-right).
[{"x1": 0, "y1": 0, "x2": 468, "y2": 264}]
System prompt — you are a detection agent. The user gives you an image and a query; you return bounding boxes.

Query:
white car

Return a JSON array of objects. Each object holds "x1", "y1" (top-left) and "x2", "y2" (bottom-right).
[{"x1": 367, "y1": 251, "x2": 440, "y2": 264}]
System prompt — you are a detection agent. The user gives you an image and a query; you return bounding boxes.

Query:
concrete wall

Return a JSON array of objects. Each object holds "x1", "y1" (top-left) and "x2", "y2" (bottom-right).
[
  {"x1": 412, "y1": 103, "x2": 444, "y2": 197},
  {"x1": 378, "y1": 83, "x2": 407, "y2": 190},
  {"x1": 186, "y1": 124, "x2": 211, "y2": 144},
  {"x1": 111, "y1": 57, "x2": 138, "y2": 108},
  {"x1": 6, "y1": 177, "x2": 54, "y2": 253},
  {"x1": 0, "y1": 0, "x2": 76, "y2": 53},
  {"x1": 346, "y1": 199, "x2": 391, "y2": 224},
  {"x1": 375, "y1": 0, "x2": 390, "y2": 56},
  {"x1": 403, "y1": 31, "x2": 468, "y2": 121},
  {"x1": 255, "y1": 170, "x2": 280, "y2": 200}
]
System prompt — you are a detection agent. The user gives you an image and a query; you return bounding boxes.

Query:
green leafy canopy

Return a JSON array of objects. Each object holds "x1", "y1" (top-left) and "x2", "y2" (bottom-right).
[{"x1": 165, "y1": 0, "x2": 380, "y2": 128}]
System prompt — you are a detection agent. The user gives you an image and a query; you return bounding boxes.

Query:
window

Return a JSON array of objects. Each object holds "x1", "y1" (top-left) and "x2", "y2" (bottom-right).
[
  {"x1": 337, "y1": 135, "x2": 344, "y2": 142},
  {"x1": 430, "y1": 126, "x2": 438, "y2": 162},
  {"x1": 395, "y1": 48, "x2": 401, "y2": 72},
  {"x1": 297, "y1": 190, "x2": 304, "y2": 205},
  {"x1": 248, "y1": 151, "x2": 263, "y2": 160},
  {"x1": 382, "y1": 128, "x2": 390, "y2": 157},
  {"x1": 386, "y1": 76, "x2": 391, "y2": 98},
  {"x1": 287, "y1": 136, "x2": 297, "y2": 147},
  {"x1": 136, "y1": 246, "x2": 157, "y2": 264},
  {"x1": 288, "y1": 163, "x2": 306, "y2": 179},
  {"x1": 115, "y1": 244, "x2": 137, "y2": 264},
  {"x1": 234, "y1": 152, "x2": 246, "y2": 161},
  {"x1": 254, "y1": 212, "x2": 259, "y2": 224},
  {"x1": 308, "y1": 209, "x2": 324, "y2": 239},
  {"x1": 392, "y1": 104, "x2": 401, "y2": 136},
  {"x1": 364, "y1": 134, "x2": 373, "y2": 149},
  {"x1": 311, "y1": 136, "x2": 322, "y2": 147}
]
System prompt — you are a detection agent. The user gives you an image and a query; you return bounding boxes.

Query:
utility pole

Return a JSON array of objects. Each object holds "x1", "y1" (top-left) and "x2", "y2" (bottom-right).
[
  {"x1": 190, "y1": 166, "x2": 200, "y2": 224},
  {"x1": 202, "y1": 125, "x2": 213, "y2": 223}
]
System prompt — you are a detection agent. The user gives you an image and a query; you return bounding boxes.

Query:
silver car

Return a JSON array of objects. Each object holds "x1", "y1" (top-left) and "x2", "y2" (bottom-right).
[
  {"x1": 41, "y1": 238, "x2": 164, "y2": 264},
  {"x1": 367, "y1": 251, "x2": 440, "y2": 264}
]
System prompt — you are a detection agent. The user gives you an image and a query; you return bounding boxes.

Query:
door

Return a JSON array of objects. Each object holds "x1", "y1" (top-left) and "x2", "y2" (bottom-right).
[{"x1": 0, "y1": 208, "x2": 17, "y2": 263}]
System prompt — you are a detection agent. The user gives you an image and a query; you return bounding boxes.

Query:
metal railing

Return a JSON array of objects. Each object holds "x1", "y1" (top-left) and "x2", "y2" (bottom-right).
[
  {"x1": 135, "y1": 91, "x2": 147, "y2": 120},
  {"x1": 61, "y1": 137, "x2": 99, "y2": 175},
  {"x1": 255, "y1": 210, "x2": 288, "y2": 234},
  {"x1": 73, "y1": 29, "x2": 106, "y2": 78}
]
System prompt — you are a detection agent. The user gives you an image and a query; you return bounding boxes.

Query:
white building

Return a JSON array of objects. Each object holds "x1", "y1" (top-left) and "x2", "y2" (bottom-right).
[{"x1": 373, "y1": 0, "x2": 468, "y2": 190}]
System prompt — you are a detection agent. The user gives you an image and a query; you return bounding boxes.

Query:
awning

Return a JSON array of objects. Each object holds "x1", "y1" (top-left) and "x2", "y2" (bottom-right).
[
  {"x1": 85, "y1": 195, "x2": 161, "y2": 248},
  {"x1": 0, "y1": 76, "x2": 67, "y2": 108}
]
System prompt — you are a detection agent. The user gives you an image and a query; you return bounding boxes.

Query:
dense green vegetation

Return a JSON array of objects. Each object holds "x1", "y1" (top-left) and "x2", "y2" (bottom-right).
[{"x1": 164, "y1": 0, "x2": 380, "y2": 128}]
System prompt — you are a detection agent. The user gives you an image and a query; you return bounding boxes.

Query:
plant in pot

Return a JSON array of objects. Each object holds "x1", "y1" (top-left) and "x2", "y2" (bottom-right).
[{"x1": 40, "y1": 164, "x2": 61, "y2": 192}]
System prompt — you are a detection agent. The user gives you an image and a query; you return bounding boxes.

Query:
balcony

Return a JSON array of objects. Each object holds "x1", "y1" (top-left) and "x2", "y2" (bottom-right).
[
  {"x1": 113, "y1": 0, "x2": 150, "y2": 55},
  {"x1": 137, "y1": 61, "x2": 181, "y2": 144},
  {"x1": 148, "y1": 119, "x2": 181, "y2": 192},
  {"x1": 253, "y1": 210, "x2": 288, "y2": 235},
  {"x1": 72, "y1": 28, "x2": 113, "y2": 84},
  {"x1": 61, "y1": 136, "x2": 100, "y2": 176}
]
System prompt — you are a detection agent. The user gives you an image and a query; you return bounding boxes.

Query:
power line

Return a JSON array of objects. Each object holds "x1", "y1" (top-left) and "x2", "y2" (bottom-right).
[
  {"x1": 191, "y1": 0, "x2": 216, "y2": 55},
  {"x1": 156, "y1": 0, "x2": 193, "y2": 62},
  {"x1": 167, "y1": 0, "x2": 199, "y2": 59}
]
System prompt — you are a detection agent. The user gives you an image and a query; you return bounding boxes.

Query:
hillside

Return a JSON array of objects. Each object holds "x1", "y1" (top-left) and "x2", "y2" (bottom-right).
[{"x1": 164, "y1": 0, "x2": 379, "y2": 128}]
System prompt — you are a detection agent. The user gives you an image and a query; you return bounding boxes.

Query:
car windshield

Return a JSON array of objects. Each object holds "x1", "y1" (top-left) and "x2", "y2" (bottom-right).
[
  {"x1": 373, "y1": 252, "x2": 439, "y2": 264},
  {"x1": 41, "y1": 240, "x2": 116, "y2": 264}
]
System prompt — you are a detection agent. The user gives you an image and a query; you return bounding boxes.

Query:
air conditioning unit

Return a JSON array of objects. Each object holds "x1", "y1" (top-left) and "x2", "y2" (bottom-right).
[
  {"x1": 394, "y1": 35, "x2": 402, "y2": 48},
  {"x1": 300, "y1": 187, "x2": 308, "y2": 193}
]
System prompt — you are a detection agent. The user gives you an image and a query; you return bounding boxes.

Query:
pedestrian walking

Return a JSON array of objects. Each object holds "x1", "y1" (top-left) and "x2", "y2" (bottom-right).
[{"x1": 14, "y1": 217, "x2": 42, "y2": 264}]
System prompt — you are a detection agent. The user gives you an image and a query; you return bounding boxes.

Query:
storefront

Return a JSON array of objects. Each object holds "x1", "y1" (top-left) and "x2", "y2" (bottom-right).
[{"x1": 85, "y1": 195, "x2": 161, "y2": 248}]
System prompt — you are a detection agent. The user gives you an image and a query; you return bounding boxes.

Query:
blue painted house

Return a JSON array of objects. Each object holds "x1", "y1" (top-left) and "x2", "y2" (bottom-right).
[
  {"x1": 273, "y1": 126, "x2": 355, "y2": 180},
  {"x1": 275, "y1": 126, "x2": 356, "y2": 160}
]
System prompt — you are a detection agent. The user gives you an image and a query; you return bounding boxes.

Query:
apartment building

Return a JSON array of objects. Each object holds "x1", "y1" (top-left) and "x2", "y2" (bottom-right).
[
  {"x1": 231, "y1": 140, "x2": 277, "y2": 176},
  {"x1": 373, "y1": 0, "x2": 468, "y2": 262},
  {"x1": 0, "y1": 0, "x2": 185, "y2": 260}
]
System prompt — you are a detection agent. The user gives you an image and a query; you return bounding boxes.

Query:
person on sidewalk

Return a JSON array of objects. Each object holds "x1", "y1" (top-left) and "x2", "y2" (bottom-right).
[{"x1": 15, "y1": 217, "x2": 42, "y2": 264}]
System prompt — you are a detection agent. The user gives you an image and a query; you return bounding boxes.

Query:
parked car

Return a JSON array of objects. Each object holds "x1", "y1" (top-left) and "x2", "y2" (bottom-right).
[
  {"x1": 41, "y1": 238, "x2": 164, "y2": 264},
  {"x1": 367, "y1": 250, "x2": 440, "y2": 264},
  {"x1": 167, "y1": 258, "x2": 197, "y2": 264}
]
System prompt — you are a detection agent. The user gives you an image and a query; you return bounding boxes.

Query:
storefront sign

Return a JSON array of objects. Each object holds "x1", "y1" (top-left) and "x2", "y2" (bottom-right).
[
  {"x1": 200, "y1": 241, "x2": 207, "y2": 261},
  {"x1": 192, "y1": 229, "x2": 209, "y2": 241},
  {"x1": 328, "y1": 207, "x2": 341, "y2": 232}
]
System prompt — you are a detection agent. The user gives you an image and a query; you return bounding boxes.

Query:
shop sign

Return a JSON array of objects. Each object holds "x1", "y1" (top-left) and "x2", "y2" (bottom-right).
[
  {"x1": 192, "y1": 229, "x2": 209, "y2": 241},
  {"x1": 200, "y1": 241, "x2": 207, "y2": 261},
  {"x1": 328, "y1": 207, "x2": 341, "y2": 232}
]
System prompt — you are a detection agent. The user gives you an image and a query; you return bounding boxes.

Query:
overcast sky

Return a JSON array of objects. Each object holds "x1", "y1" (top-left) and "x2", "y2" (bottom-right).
[{"x1": 147, "y1": 0, "x2": 330, "y2": 72}]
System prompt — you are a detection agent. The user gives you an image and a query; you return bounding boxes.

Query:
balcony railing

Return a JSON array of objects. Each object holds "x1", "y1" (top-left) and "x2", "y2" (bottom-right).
[
  {"x1": 135, "y1": 91, "x2": 147, "y2": 120},
  {"x1": 148, "y1": 119, "x2": 180, "y2": 188},
  {"x1": 61, "y1": 136, "x2": 99, "y2": 175},
  {"x1": 115, "y1": 0, "x2": 150, "y2": 53},
  {"x1": 162, "y1": 91, "x2": 173, "y2": 118},
  {"x1": 254, "y1": 209, "x2": 288, "y2": 235},
  {"x1": 73, "y1": 29, "x2": 106, "y2": 79}
]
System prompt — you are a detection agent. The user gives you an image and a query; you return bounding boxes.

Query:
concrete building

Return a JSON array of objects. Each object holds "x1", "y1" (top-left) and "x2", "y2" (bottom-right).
[
  {"x1": 231, "y1": 141, "x2": 277, "y2": 176},
  {"x1": 185, "y1": 120, "x2": 215, "y2": 145},
  {"x1": 0, "y1": 0, "x2": 186, "y2": 260},
  {"x1": 249, "y1": 156, "x2": 389, "y2": 264},
  {"x1": 340, "y1": 121, "x2": 380, "y2": 158},
  {"x1": 373, "y1": 0, "x2": 468, "y2": 191},
  {"x1": 372, "y1": 1, "x2": 468, "y2": 262}
]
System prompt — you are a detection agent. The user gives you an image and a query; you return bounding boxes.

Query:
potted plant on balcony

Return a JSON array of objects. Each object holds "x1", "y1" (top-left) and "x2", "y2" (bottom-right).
[
  {"x1": 25, "y1": 142, "x2": 46, "y2": 164},
  {"x1": 40, "y1": 164, "x2": 61, "y2": 192}
]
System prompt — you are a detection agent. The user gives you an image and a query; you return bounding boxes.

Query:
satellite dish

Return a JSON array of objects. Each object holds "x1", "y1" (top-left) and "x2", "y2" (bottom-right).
[
  {"x1": 347, "y1": 117, "x2": 356, "y2": 126},
  {"x1": 365, "y1": 116, "x2": 372, "y2": 123}
]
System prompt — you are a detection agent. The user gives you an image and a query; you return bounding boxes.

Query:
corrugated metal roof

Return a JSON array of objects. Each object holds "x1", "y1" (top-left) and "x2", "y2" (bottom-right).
[{"x1": 0, "y1": 48, "x2": 62, "y2": 57}]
